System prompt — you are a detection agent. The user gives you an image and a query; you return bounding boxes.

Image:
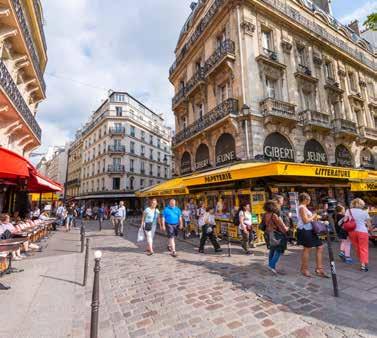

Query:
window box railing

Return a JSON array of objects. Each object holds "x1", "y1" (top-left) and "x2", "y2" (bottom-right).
[
  {"x1": 262, "y1": 48, "x2": 278, "y2": 61},
  {"x1": 173, "y1": 98, "x2": 239, "y2": 145},
  {"x1": 299, "y1": 110, "x2": 331, "y2": 129},
  {"x1": 297, "y1": 64, "x2": 312, "y2": 76},
  {"x1": 332, "y1": 119, "x2": 357, "y2": 135},
  {"x1": 107, "y1": 165, "x2": 125, "y2": 173},
  {"x1": 109, "y1": 127, "x2": 126, "y2": 135},
  {"x1": 108, "y1": 145, "x2": 126, "y2": 153},
  {"x1": 260, "y1": 97, "x2": 296, "y2": 120}
]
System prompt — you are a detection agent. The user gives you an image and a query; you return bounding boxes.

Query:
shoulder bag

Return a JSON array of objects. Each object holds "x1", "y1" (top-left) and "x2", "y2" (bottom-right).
[
  {"x1": 343, "y1": 209, "x2": 357, "y2": 232},
  {"x1": 144, "y1": 209, "x2": 157, "y2": 232},
  {"x1": 311, "y1": 221, "x2": 328, "y2": 235}
]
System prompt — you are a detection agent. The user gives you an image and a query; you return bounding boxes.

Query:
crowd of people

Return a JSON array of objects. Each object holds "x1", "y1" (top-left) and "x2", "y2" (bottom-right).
[{"x1": 135, "y1": 195, "x2": 376, "y2": 275}]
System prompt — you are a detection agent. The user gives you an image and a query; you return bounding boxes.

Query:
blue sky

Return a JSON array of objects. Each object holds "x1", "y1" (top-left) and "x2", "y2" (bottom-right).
[{"x1": 36, "y1": 0, "x2": 377, "y2": 154}]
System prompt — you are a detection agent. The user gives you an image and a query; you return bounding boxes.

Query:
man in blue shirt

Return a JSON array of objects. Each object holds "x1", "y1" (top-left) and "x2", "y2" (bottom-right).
[{"x1": 162, "y1": 199, "x2": 183, "y2": 257}]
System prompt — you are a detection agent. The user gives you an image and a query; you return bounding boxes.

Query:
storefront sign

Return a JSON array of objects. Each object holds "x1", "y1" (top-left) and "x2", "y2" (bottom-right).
[
  {"x1": 314, "y1": 168, "x2": 351, "y2": 178},
  {"x1": 360, "y1": 148, "x2": 375, "y2": 169},
  {"x1": 204, "y1": 172, "x2": 232, "y2": 184},
  {"x1": 263, "y1": 133, "x2": 295, "y2": 162},
  {"x1": 304, "y1": 139, "x2": 328, "y2": 165},
  {"x1": 215, "y1": 133, "x2": 236, "y2": 166},
  {"x1": 335, "y1": 145, "x2": 353, "y2": 168},
  {"x1": 195, "y1": 144, "x2": 210, "y2": 170},
  {"x1": 351, "y1": 182, "x2": 377, "y2": 191},
  {"x1": 180, "y1": 152, "x2": 192, "y2": 174}
]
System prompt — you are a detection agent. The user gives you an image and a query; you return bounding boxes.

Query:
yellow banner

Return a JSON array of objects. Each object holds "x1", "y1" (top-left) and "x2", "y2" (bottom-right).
[{"x1": 351, "y1": 182, "x2": 377, "y2": 191}]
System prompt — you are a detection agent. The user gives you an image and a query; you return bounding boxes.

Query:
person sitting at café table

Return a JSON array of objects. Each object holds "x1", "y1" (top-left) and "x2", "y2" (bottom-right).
[{"x1": 0, "y1": 214, "x2": 25, "y2": 260}]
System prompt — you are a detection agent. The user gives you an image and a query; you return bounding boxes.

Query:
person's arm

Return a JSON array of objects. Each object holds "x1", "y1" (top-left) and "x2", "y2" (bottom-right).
[
  {"x1": 161, "y1": 210, "x2": 166, "y2": 231},
  {"x1": 179, "y1": 210, "x2": 183, "y2": 229},
  {"x1": 157, "y1": 211, "x2": 161, "y2": 228},
  {"x1": 140, "y1": 211, "x2": 146, "y2": 228},
  {"x1": 273, "y1": 214, "x2": 288, "y2": 233},
  {"x1": 299, "y1": 206, "x2": 316, "y2": 224}
]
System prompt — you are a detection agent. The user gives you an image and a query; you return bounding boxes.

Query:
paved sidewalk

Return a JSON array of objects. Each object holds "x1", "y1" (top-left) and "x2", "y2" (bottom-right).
[{"x1": 2, "y1": 220, "x2": 377, "y2": 338}]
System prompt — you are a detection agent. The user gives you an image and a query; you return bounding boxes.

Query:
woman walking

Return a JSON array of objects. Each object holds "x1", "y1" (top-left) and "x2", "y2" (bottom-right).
[
  {"x1": 182, "y1": 205, "x2": 191, "y2": 239},
  {"x1": 345, "y1": 198, "x2": 371, "y2": 272},
  {"x1": 264, "y1": 200, "x2": 288, "y2": 274},
  {"x1": 140, "y1": 198, "x2": 160, "y2": 256},
  {"x1": 198, "y1": 207, "x2": 222, "y2": 253},
  {"x1": 334, "y1": 205, "x2": 352, "y2": 264},
  {"x1": 297, "y1": 193, "x2": 329, "y2": 278},
  {"x1": 239, "y1": 204, "x2": 254, "y2": 255}
]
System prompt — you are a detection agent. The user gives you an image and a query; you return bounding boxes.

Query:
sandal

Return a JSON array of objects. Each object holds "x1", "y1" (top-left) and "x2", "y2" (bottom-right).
[
  {"x1": 146, "y1": 252, "x2": 154, "y2": 256},
  {"x1": 301, "y1": 270, "x2": 312, "y2": 278},
  {"x1": 315, "y1": 269, "x2": 330, "y2": 278}
]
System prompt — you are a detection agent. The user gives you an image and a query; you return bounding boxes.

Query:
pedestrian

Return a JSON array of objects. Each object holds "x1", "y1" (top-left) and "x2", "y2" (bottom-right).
[
  {"x1": 239, "y1": 204, "x2": 254, "y2": 255},
  {"x1": 110, "y1": 202, "x2": 118, "y2": 229},
  {"x1": 199, "y1": 207, "x2": 222, "y2": 253},
  {"x1": 297, "y1": 192, "x2": 329, "y2": 278},
  {"x1": 85, "y1": 206, "x2": 92, "y2": 220},
  {"x1": 334, "y1": 205, "x2": 352, "y2": 264},
  {"x1": 189, "y1": 199, "x2": 198, "y2": 236},
  {"x1": 182, "y1": 204, "x2": 191, "y2": 239},
  {"x1": 114, "y1": 201, "x2": 126, "y2": 237},
  {"x1": 344, "y1": 198, "x2": 372, "y2": 272},
  {"x1": 98, "y1": 203, "x2": 105, "y2": 231},
  {"x1": 264, "y1": 200, "x2": 288, "y2": 275},
  {"x1": 274, "y1": 195, "x2": 295, "y2": 245},
  {"x1": 197, "y1": 201, "x2": 206, "y2": 239},
  {"x1": 140, "y1": 198, "x2": 160, "y2": 255},
  {"x1": 56, "y1": 202, "x2": 66, "y2": 227},
  {"x1": 161, "y1": 199, "x2": 183, "y2": 257},
  {"x1": 65, "y1": 202, "x2": 76, "y2": 232}
]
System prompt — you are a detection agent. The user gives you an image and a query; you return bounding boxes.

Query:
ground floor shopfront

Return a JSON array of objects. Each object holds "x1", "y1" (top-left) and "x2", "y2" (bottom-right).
[{"x1": 138, "y1": 161, "x2": 377, "y2": 241}]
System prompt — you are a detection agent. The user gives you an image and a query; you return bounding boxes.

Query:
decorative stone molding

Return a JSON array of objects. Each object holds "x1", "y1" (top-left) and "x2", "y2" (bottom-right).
[
  {"x1": 338, "y1": 69, "x2": 346, "y2": 77},
  {"x1": 281, "y1": 40, "x2": 292, "y2": 53},
  {"x1": 359, "y1": 80, "x2": 367, "y2": 88},
  {"x1": 313, "y1": 53, "x2": 322, "y2": 66},
  {"x1": 241, "y1": 20, "x2": 255, "y2": 36}
]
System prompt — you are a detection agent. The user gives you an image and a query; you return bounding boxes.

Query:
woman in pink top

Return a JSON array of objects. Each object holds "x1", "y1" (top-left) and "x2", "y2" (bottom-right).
[{"x1": 344, "y1": 198, "x2": 371, "y2": 272}]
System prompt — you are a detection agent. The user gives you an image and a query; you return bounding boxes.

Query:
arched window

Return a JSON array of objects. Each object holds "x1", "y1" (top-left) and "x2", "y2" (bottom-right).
[
  {"x1": 263, "y1": 132, "x2": 295, "y2": 162},
  {"x1": 215, "y1": 133, "x2": 236, "y2": 166},
  {"x1": 195, "y1": 144, "x2": 210, "y2": 170},
  {"x1": 304, "y1": 139, "x2": 327, "y2": 164},
  {"x1": 180, "y1": 152, "x2": 192, "y2": 174},
  {"x1": 335, "y1": 145, "x2": 353, "y2": 167}
]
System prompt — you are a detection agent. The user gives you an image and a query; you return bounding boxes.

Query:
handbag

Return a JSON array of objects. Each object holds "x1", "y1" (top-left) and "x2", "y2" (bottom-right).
[
  {"x1": 144, "y1": 209, "x2": 157, "y2": 232},
  {"x1": 343, "y1": 209, "x2": 357, "y2": 232},
  {"x1": 311, "y1": 221, "x2": 328, "y2": 235}
]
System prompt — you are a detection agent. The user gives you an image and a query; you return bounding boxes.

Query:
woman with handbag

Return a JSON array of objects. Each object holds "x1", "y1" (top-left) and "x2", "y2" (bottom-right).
[
  {"x1": 344, "y1": 198, "x2": 371, "y2": 272},
  {"x1": 140, "y1": 198, "x2": 160, "y2": 256},
  {"x1": 334, "y1": 205, "x2": 352, "y2": 264},
  {"x1": 297, "y1": 193, "x2": 329, "y2": 278},
  {"x1": 264, "y1": 200, "x2": 288, "y2": 275}
]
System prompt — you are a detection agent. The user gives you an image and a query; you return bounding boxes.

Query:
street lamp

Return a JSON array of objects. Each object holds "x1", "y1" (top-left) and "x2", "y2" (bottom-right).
[
  {"x1": 242, "y1": 104, "x2": 251, "y2": 160},
  {"x1": 242, "y1": 104, "x2": 250, "y2": 116}
]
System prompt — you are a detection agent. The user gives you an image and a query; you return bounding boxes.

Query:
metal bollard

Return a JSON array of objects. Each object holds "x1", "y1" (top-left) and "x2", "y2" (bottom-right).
[
  {"x1": 227, "y1": 224, "x2": 231, "y2": 257},
  {"x1": 90, "y1": 251, "x2": 102, "y2": 338},
  {"x1": 326, "y1": 223, "x2": 339, "y2": 297},
  {"x1": 81, "y1": 223, "x2": 86, "y2": 253},
  {"x1": 83, "y1": 238, "x2": 90, "y2": 286}
]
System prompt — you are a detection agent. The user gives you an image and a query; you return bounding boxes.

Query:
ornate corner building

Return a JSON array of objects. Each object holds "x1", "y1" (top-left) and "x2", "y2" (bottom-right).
[
  {"x1": 170, "y1": 0, "x2": 377, "y2": 176},
  {"x1": 0, "y1": 0, "x2": 47, "y2": 156}
]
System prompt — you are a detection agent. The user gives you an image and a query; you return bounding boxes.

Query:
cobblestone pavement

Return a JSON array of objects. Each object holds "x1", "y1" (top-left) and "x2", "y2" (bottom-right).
[{"x1": 2, "y1": 219, "x2": 377, "y2": 338}]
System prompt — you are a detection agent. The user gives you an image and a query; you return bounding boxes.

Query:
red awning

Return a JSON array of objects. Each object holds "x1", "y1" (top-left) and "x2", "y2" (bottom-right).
[
  {"x1": 0, "y1": 147, "x2": 30, "y2": 179},
  {"x1": 0, "y1": 147, "x2": 62, "y2": 192}
]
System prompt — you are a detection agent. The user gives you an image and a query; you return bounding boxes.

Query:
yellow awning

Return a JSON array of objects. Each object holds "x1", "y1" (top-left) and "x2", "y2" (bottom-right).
[
  {"x1": 351, "y1": 182, "x2": 377, "y2": 191},
  {"x1": 183, "y1": 161, "x2": 369, "y2": 186},
  {"x1": 136, "y1": 178, "x2": 189, "y2": 197}
]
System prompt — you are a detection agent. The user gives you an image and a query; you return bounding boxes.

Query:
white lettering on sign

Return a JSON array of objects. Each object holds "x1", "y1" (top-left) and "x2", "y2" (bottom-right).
[
  {"x1": 195, "y1": 159, "x2": 209, "y2": 170},
  {"x1": 264, "y1": 146, "x2": 294, "y2": 160},
  {"x1": 216, "y1": 151, "x2": 235, "y2": 164},
  {"x1": 306, "y1": 151, "x2": 327, "y2": 163}
]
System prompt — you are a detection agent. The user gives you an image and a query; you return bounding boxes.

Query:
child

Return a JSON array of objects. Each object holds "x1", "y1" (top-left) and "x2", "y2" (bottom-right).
[
  {"x1": 198, "y1": 208, "x2": 222, "y2": 254},
  {"x1": 182, "y1": 205, "x2": 191, "y2": 239}
]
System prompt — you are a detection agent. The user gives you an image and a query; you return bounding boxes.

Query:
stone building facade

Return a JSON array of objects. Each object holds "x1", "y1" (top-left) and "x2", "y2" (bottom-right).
[
  {"x1": 170, "y1": 0, "x2": 377, "y2": 176},
  {"x1": 68, "y1": 91, "x2": 172, "y2": 203},
  {"x1": 65, "y1": 133, "x2": 83, "y2": 199},
  {"x1": 0, "y1": 0, "x2": 47, "y2": 156}
]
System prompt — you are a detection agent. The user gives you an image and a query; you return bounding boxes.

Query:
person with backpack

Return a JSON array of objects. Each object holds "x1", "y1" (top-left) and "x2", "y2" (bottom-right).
[
  {"x1": 343, "y1": 198, "x2": 372, "y2": 272},
  {"x1": 198, "y1": 207, "x2": 222, "y2": 253},
  {"x1": 263, "y1": 200, "x2": 288, "y2": 275},
  {"x1": 239, "y1": 204, "x2": 254, "y2": 255}
]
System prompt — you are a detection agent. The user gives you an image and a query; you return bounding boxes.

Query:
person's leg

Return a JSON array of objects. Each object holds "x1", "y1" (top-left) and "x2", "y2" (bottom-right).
[
  {"x1": 344, "y1": 238, "x2": 351, "y2": 258},
  {"x1": 348, "y1": 231, "x2": 360, "y2": 261},
  {"x1": 241, "y1": 231, "x2": 250, "y2": 252},
  {"x1": 114, "y1": 219, "x2": 119, "y2": 235},
  {"x1": 169, "y1": 237, "x2": 176, "y2": 253},
  {"x1": 208, "y1": 230, "x2": 220, "y2": 250},
  {"x1": 358, "y1": 232, "x2": 369, "y2": 266},
  {"x1": 301, "y1": 247, "x2": 311, "y2": 275},
  {"x1": 199, "y1": 228, "x2": 208, "y2": 252},
  {"x1": 315, "y1": 245, "x2": 324, "y2": 271},
  {"x1": 146, "y1": 231, "x2": 153, "y2": 253},
  {"x1": 119, "y1": 218, "x2": 124, "y2": 236},
  {"x1": 269, "y1": 249, "x2": 282, "y2": 269}
]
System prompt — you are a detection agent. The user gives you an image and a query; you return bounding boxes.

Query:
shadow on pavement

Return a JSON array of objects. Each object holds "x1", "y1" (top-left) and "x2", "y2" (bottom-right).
[{"x1": 40, "y1": 274, "x2": 82, "y2": 286}]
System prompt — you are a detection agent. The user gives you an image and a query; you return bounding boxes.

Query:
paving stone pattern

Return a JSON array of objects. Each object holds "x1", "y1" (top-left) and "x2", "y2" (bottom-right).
[{"x1": 2, "y1": 219, "x2": 377, "y2": 338}]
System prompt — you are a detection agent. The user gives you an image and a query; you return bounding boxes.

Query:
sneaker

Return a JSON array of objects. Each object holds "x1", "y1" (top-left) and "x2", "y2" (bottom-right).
[
  {"x1": 345, "y1": 257, "x2": 353, "y2": 264},
  {"x1": 361, "y1": 265, "x2": 369, "y2": 272},
  {"x1": 13, "y1": 256, "x2": 22, "y2": 261},
  {"x1": 198, "y1": 249, "x2": 204, "y2": 254},
  {"x1": 215, "y1": 248, "x2": 223, "y2": 253},
  {"x1": 268, "y1": 267, "x2": 278, "y2": 275},
  {"x1": 171, "y1": 251, "x2": 177, "y2": 258},
  {"x1": 338, "y1": 252, "x2": 345, "y2": 261},
  {"x1": 245, "y1": 250, "x2": 253, "y2": 256}
]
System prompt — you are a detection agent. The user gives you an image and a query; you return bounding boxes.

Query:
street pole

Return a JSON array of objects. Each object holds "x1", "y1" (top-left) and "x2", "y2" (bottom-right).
[
  {"x1": 83, "y1": 238, "x2": 90, "y2": 286},
  {"x1": 80, "y1": 222, "x2": 86, "y2": 253},
  {"x1": 227, "y1": 223, "x2": 231, "y2": 257},
  {"x1": 90, "y1": 251, "x2": 102, "y2": 338},
  {"x1": 326, "y1": 223, "x2": 339, "y2": 297}
]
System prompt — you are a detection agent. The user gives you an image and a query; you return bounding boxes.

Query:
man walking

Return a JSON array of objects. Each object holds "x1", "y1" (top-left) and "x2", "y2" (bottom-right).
[
  {"x1": 162, "y1": 199, "x2": 183, "y2": 257},
  {"x1": 115, "y1": 201, "x2": 126, "y2": 237},
  {"x1": 98, "y1": 203, "x2": 105, "y2": 231}
]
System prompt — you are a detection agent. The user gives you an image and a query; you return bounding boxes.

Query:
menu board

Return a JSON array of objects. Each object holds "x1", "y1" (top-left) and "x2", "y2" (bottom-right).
[{"x1": 288, "y1": 192, "x2": 299, "y2": 225}]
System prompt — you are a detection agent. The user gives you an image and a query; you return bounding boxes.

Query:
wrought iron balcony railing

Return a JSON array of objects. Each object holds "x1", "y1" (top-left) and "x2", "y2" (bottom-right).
[
  {"x1": 359, "y1": 126, "x2": 377, "y2": 145},
  {"x1": 332, "y1": 118, "x2": 358, "y2": 135},
  {"x1": 107, "y1": 145, "x2": 126, "y2": 153},
  {"x1": 32, "y1": 0, "x2": 47, "y2": 52},
  {"x1": 11, "y1": 0, "x2": 46, "y2": 94},
  {"x1": 262, "y1": 48, "x2": 278, "y2": 61},
  {"x1": 109, "y1": 127, "x2": 126, "y2": 135},
  {"x1": 260, "y1": 97, "x2": 296, "y2": 121},
  {"x1": 300, "y1": 110, "x2": 331, "y2": 129},
  {"x1": 0, "y1": 60, "x2": 41, "y2": 141},
  {"x1": 203, "y1": 39, "x2": 236, "y2": 75},
  {"x1": 107, "y1": 165, "x2": 125, "y2": 174},
  {"x1": 184, "y1": 67, "x2": 205, "y2": 97},
  {"x1": 297, "y1": 64, "x2": 312, "y2": 76},
  {"x1": 173, "y1": 98, "x2": 239, "y2": 145}
]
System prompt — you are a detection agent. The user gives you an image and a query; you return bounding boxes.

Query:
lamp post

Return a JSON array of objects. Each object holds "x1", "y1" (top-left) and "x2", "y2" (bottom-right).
[
  {"x1": 90, "y1": 250, "x2": 102, "y2": 338},
  {"x1": 242, "y1": 104, "x2": 251, "y2": 160}
]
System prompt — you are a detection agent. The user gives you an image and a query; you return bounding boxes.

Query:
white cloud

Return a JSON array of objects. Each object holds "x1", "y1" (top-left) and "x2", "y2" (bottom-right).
[
  {"x1": 37, "y1": 0, "x2": 192, "y2": 153},
  {"x1": 340, "y1": 1, "x2": 377, "y2": 25}
]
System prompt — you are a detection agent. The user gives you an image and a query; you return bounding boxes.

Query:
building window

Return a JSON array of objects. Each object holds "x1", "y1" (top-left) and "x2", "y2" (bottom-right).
[
  {"x1": 101, "y1": 178, "x2": 105, "y2": 190},
  {"x1": 157, "y1": 152, "x2": 161, "y2": 162},
  {"x1": 141, "y1": 161, "x2": 145, "y2": 174},
  {"x1": 116, "y1": 106, "x2": 123, "y2": 117},
  {"x1": 165, "y1": 167, "x2": 168, "y2": 178},
  {"x1": 114, "y1": 94, "x2": 125, "y2": 102},
  {"x1": 112, "y1": 177, "x2": 120, "y2": 190},
  {"x1": 157, "y1": 139, "x2": 161, "y2": 149},
  {"x1": 130, "y1": 125, "x2": 135, "y2": 137},
  {"x1": 130, "y1": 159, "x2": 134, "y2": 172},
  {"x1": 262, "y1": 30, "x2": 272, "y2": 52},
  {"x1": 348, "y1": 72, "x2": 357, "y2": 92},
  {"x1": 216, "y1": 30, "x2": 226, "y2": 48},
  {"x1": 141, "y1": 130, "x2": 145, "y2": 141},
  {"x1": 266, "y1": 77, "x2": 276, "y2": 98},
  {"x1": 141, "y1": 145, "x2": 145, "y2": 156},
  {"x1": 149, "y1": 179, "x2": 153, "y2": 186},
  {"x1": 114, "y1": 139, "x2": 121, "y2": 148},
  {"x1": 129, "y1": 177, "x2": 134, "y2": 191},
  {"x1": 150, "y1": 149, "x2": 153, "y2": 160},
  {"x1": 297, "y1": 45, "x2": 306, "y2": 67},
  {"x1": 302, "y1": 91, "x2": 312, "y2": 110},
  {"x1": 324, "y1": 62, "x2": 333, "y2": 80},
  {"x1": 157, "y1": 166, "x2": 161, "y2": 177},
  {"x1": 130, "y1": 141, "x2": 135, "y2": 154},
  {"x1": 182, "y1": 116, "x2": 188, "y2": 129},
  {"x1": 149, "y1": 134, "x2": 153, "y2": 145},
  {"x1": 217, "y1": 85, "x2": 228, "y2": 104},
  {"x1": 196, "y1": 103, "x2": 204, "y2": 120},
  {"x1": 140, "y1": 178, "x2": 144, "y2": 188},
  {"x1": 149, "y1": 163, "x2": 153, "y2": 175}
]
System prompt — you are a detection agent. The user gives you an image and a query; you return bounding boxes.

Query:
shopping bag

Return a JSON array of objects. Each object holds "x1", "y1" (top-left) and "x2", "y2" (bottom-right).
[{"x1": 137, "y1": 227, "x2": 145, "y2": 242}]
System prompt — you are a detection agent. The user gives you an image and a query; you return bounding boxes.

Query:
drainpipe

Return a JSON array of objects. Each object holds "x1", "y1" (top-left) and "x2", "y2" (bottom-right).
[{"x1": 236, "y1": 5, "x2": 250, "y2": 160}]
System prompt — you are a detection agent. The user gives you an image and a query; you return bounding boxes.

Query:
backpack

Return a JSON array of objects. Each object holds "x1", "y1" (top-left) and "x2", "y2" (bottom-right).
[{"x1": 233, "y1": 209, "x2": 242, "y2": 227}]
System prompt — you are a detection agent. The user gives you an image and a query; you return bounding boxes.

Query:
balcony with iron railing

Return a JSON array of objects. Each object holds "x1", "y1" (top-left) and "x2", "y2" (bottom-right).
[
  {"x1": 299, "y1": 110, "x2": 331, "y2": 131},
  {"x1": 107, "y1": 145, "x2": 126, "y2": 154},
  {"x1": 109, "y1": 126, "x2": 126, "y2": 135},
  {"x1": 256, "y1": 48, "x2": 285, "y2": 71},
  {"x1": 332, "y1": 118, "x2": 358, "y2": 138},
  {"x1": 260, "y1": 97, "x2": 297, "y2": 125},
  {"x1": 359, "y1": 126, "x2": 377, "y2": 146},
  {"x1": 295, "y1": 64, "x2": 317, "y2": 83},
  {"x1": 203, "y1": 39, "x2": 236, "y2": 77},
  {"x1": 173, "y1": 98, "x2": 239, "y2": 146},
  {"x1": 184, "y1": 67, "x2": 205, "y2": 98},
  {"x1": 0, "y1": 60, "x2": 41, "y2": 142},
  {"x1": 107, "y1": 165, "x2": 125, "y2": 174}
]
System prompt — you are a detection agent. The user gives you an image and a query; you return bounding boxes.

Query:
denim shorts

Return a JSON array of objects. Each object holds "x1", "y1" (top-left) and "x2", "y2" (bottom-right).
[{"x1": 166, "y1": 223, "x2": 179, "y2": 238}]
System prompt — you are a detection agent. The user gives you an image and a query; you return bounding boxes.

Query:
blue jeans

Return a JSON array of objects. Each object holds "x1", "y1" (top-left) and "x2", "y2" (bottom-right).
[{"x1": 268, "y1": 248, "x2": 282, "y2": 269}]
